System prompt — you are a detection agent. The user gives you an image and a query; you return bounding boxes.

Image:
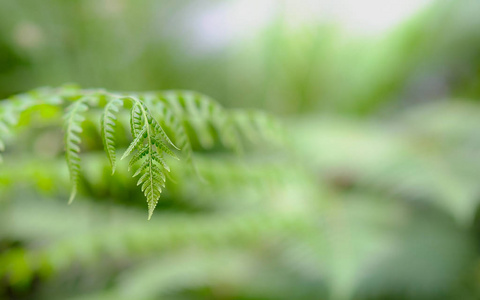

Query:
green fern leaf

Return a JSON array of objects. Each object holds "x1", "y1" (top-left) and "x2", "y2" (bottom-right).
[
  {"x1": 128, "y1": 144, "x2": 149, "y2": 171},
  {"x1": 152, "y1": 151, "x2": 170, "y2": 172},
  {"x1": 136, "y1": 143, "x2": 166, "y2": 220},
  {"x1": 101, "y1": 98, "x2": 123, "y2": 174},
  {"x1": 122, "y1": 100, "x2": 171, "y2": 219},
  {"x1": 153, "y1": 139, "x2": 179, "y2": 160},
  {"x1": 1, "y1": 86, "x2": 286, "y2": 219},
  {"x1": 130, "y1": 102, "x2": 143, "y2": 137},
  {"x1": 151, "y1": 118, "x2": 179, "y2": 150},
  {"x1": 121, "y1": 125, "x2": 146, "y2": 160},
  {"x1": 183, "y1": 93, "x2": 214, "y2": 148},
  {"x1": 64, "y1": 98, "x2": 89, "y2": 204},
  {"x1": 152, "y1": 95, "x2": 193, "y2": 164}
]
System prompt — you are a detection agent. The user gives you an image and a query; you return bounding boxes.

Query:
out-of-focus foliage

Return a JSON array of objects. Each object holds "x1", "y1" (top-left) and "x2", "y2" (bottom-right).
[
  {"x1": 1, "y1": 0, "x2": 480, "y2": 114},
  {"x1": 2, "y1": 0, "x2": 480, "y2": 299}
]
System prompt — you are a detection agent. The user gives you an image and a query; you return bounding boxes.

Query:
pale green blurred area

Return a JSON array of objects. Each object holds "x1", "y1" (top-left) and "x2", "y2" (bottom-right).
[{"x1": 2, "y1": 0, "x2": 480, "y2": 299}]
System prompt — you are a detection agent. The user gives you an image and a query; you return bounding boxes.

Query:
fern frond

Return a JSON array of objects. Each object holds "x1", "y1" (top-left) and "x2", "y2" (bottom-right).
[
  {"x1": 195, "y1": 93, "x2": 242, "y2": 152},
  {"x1": 64, "y1": 98, "x2": 89, "y2": 204},
  {"x1": 147, "y1": 93, "x2": 194, "y2": 165},
  {"x1": 1, "y1": 86, "x2": 286, "y2": 218},
  {"x1": 121, "y1": 99, "x2": 173, "y2": 219},
  {"x1": 231, "y1": 109, "x2": 286, "y2": 147},
  {"x1": 183, "y1": 93, "x2": 215, "y2": 148},
  {"x1": 151, "y1": 150, "x2": 170, "y2": 172},
  {"x1": 169, "y1": 112, "x2": 193, "y2": 160},
  {"x1": 101, "y1": 97, "x2": 123, "y2": 174},
  {"x1": 137, "y1": 151, "x2": 165, "y2": 220},
  {"x1": 148, "y1": 111, "x2": 178, "y2": 150},
  {"x1": 0, "y1": 99, "x2": 23, "y2": 162},
  {"x1": 162, "y1": 91, "x2": 241, "y2": 152},
  {"x1": 153, "y1": 138, "x2": 178, "y2": 160}
]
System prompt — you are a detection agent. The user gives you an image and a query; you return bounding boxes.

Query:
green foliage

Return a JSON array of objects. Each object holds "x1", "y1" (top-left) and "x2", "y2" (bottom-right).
[
  {"x1": 2, "y1": 98, "x2": 480, "y2": 299},
  {"x1": 2, "y1": 1, "x2": 480, "y2": 299},
  {"x1": 0, "y1": 85, "x2": 283, "y2": 219},
  {"x1": 122, "y1": 100, "x2": 174, "y2": 219},
  {"x1": 64, "y1": 97, "x2": 89, "y2": 204},
  {"x1": 101, "y1": 97, "x2": 122, "y2": 174}
]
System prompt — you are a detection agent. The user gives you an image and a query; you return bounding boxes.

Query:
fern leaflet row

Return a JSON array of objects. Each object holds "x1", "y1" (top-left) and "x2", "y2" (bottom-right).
[
  {"x1": 64, "y1": 97, "x2": 89, "y2": 204},
  {"x1": 101, "y1": 97, "x2": 123, "y2": 174}
]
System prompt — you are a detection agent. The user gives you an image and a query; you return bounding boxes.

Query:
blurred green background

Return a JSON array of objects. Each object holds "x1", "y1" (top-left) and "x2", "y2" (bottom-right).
[{"x1": 2, "y1": 0, "x2": 480, "y2": 299}]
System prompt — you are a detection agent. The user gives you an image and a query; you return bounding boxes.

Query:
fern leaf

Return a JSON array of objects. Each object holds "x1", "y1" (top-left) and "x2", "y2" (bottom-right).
[
  {"x1": 1, "y1": 86, "x2": 286, "y2": 218},
  {"x1": 143, "y1": 102, "x2": 178, "y2": 150},
  {"x1": 152, "y1": 119, "x2": 178, "y2": 150},
  {"x1": 122, "y1": 100, "x2": 170, "y2": 219},
  {"x1": 232, "y1": 110, "x2": 261, "y2": 143},
  {"x1": 133, "y1": 160, "x2": 149, "y2": 177},
  {"x1": 153, "y1": 139, "x2": 179, "y2": 160},
  {"x1": 139, "y1": 144, "x2": 164, "y2": 220},
  {"x1": 130, "y1": 102, "x2": 143, "y2": 137},
  {"x1": 101, "y1": 98, "x2": 123, "y2": 174},
  {"x1": 152, "y1": 95, "x2": 192, "y2": 163},
  {"x1": 170, "y1": 114, "x2": 192, "y2": 155},
  {"x1": 121, "y1": 126, "x2": 146, "y2": 160},
  {"x1": 183, "y1": 93, "x2": 214, "y2": 148},
  {"x1": 129, "y1": 144, "x2": 149, "y2": 171},
  {"x1": 64, "y1": 98, "x2": 89, "y2": 204},
  {"x1": 152, "y1": 151, "x2": 170, "y2": 172},
  {"x1": 195, "y1": 93, "x2": 240, "y2": 151}
]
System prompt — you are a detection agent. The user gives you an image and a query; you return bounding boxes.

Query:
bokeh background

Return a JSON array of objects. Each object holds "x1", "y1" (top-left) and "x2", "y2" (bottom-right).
[{"x1": 2, "y1": 0, "x2": 480, "y2": 299}]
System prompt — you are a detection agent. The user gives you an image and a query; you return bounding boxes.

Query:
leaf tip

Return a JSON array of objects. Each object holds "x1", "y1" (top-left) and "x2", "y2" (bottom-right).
[{"x1": 68, "y1": 189, "x2": 76, "y2": 204}]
